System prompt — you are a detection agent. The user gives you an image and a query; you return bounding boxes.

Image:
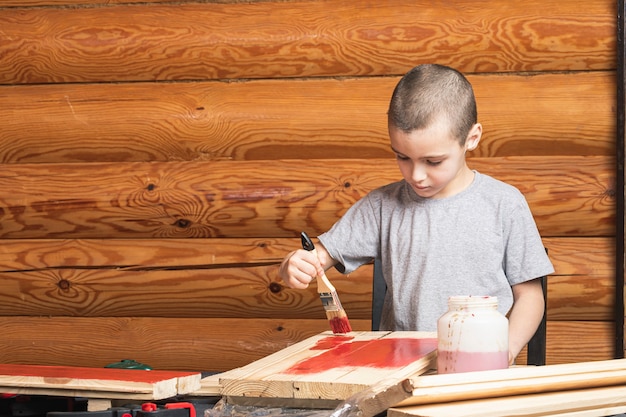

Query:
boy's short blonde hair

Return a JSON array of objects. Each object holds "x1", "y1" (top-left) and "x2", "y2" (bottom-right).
[{"x1": 388, "y1": 64, "x2": 477, "y2": 145}]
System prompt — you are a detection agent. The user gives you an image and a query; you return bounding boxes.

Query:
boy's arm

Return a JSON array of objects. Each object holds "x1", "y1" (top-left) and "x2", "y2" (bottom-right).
[
  {"x1": 507, "y1": 278, "x2": 546, "y2": 364},
  {"x1": 278, "y1": 240, "x2": 338, "y2": 289}
]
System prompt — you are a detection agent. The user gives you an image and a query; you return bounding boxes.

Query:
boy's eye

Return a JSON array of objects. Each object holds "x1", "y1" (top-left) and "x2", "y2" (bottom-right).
[
  {"x1": 395, "y1": 154, "x2": 410, "y2": 161},
  {"x1": 426, "y1": 160, "x2": 443, "y2": 166}
]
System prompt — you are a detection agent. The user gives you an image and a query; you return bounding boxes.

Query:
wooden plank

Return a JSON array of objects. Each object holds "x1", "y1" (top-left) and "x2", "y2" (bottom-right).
[
  {"x1": 543, "y1": 321, "x2": 615, "y2": 365},
  {"x1": 0, "y1": 0, "x2": 614, "y2": 84},
  {"x1": 0, "y1": 72, "x2": 614, "y2": 163},
  {"x1": 2, "y1": 0, "x2": 177, "y2": 4},
  {"x1": 399, "y1": 359, "x2": 626, "y2": 407},
  {"x1": 0, "y1": 317, "x2": 372, "y2": 372},
  {"x1": 219, "y1": 331, "x2": 437, "y2": 405},
  {"x1": 0, "y1": 364, "x2": 200, "y2": 400},
  {"x1": 543, "y1": 237, "x2": 615, "y2": 321},
  {"x1": 515, "y1": 321, "x2": 615, "y2": 365},
  {"x1": 0, "y1": 317, "x2": 614, "y2": 374},
  {"x1": 388, "y1": 385, "x2": 626, "y2": 417},
  {"x1": 0, "y1": 237, "x2": 613, "y2": 321},
  {"x1": 0, "y1": 237, "x2": 611, "y2": 277},
  {"x1": 335, "y1": 359, "x2": 626, "y2": 417},
  {"x1": 0, "y1": 265, "x2": 370, "y2": 319},
  {"x1": 0, "y1": 156, "x2": 613, "y2": 239}
]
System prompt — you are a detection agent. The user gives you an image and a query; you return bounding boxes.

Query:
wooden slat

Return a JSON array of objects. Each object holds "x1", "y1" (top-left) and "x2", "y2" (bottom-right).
[
  {"x1": 218, "y1": 332, "x2": 437, "y2": 405},
  {"x1": 528, "y1": 321, "x2": 615, "y2": 365},
  {"x1": 0, "y1": 156, "x2": 614, "y2": 239},
  {"x1": 0, "y1": 237, "x2": 608, "y2": 277},
  {"x1": 0, "y1": 266, "x2": 364, "y2": 320},
  {"x1": 1, "y1": 0, "x2": 177, "y2": 5},
  {"x1": 400, "y1": 359, "x2": 626, "y2": 407},
  {"x1": 0, "y1": 364, "x2": 201, "y2": 400},
  {"x1": 0, "y1": 72, "x2": 614, "y2": 163},
  {"x1": 0, "y1": 317, "x2": 612, "y2": 371},
  {"x1": 389, "y1": 385, "x2": 626, "y2": 417},
  {"x1": 0, "y1": 237, "x2": 613, "y2": 321},
  {"x1": 0, "y1": 0, "x2": 614, "y2": 84},
  {"x1": 0, "y1": 317, "x2": 371, "y2": 372}
]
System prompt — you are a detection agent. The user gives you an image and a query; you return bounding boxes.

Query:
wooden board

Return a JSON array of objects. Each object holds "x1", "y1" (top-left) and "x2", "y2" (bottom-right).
[
  {"x1": 0, "y1": 0, "x2": 613, "y2": 84},
  {"x1": 0, "y1": 156, "x2": 613, "y2": 239},
  {"x1": 388, "y1": 385, "x2": 626, "y2": 417},
  {"x1": 0, "y1": 364, "x2": 201, "y2": 400},
  {"x1": 0, "y1": 237, "x2": 613, "y2": 321},
  {"x1": 0, "y1": 73, "x2": 614, "y2": 164},
  {"x1": 218, "y1": 331, "x2": 437, "y2": 408},
  {"x1": 401, "y1": 358, "x2": 626, "y2": 406}
]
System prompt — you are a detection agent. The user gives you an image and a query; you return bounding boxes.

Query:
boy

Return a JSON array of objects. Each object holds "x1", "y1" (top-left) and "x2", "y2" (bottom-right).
[{"x1": 278, "y1": 64, "x2": 554, "y2": 363}]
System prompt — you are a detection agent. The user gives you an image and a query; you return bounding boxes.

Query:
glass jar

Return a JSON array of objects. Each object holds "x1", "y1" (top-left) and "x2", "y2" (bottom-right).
[{"x1": 437, "y1": 295, "x2": 509, "y2": 374}]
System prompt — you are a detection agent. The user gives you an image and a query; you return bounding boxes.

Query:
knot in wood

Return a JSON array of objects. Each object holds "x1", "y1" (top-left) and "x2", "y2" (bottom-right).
[
  {"x1": 57, "y1": 279, "x2": 71, "y2": 291},
  {"x1": 173, "y1": 219, "x2": 191, "y2": 228},
  {"x1": 146, "y1": 183, "x2": 156, "y2": 191},
  {"x1": 268, "y1": 282, "x2": 282, "y2": 293},
  {"x1": 605, "y1": 188, "x2": 616, "y2": 198}
]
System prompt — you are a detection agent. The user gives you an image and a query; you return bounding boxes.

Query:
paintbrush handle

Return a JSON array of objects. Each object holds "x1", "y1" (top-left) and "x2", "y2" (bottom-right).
[
  {"x1": 311, "y1": 251, "x2": 336, "y2": 293},
  {"x1": 300, "y1": 231, "x2": 336, "y2": 293}
]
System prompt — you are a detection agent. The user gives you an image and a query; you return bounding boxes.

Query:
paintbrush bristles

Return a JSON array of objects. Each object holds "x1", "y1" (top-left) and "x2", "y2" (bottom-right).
[
  {"x1": 317, "y1": 274, "x2": 352, "y2": 334},
  {"x1": 327, "y1": 310, "x2": 352, "y2": 334}
]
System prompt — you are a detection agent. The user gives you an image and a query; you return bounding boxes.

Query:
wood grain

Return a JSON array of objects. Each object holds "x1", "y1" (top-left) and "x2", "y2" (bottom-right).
[
  {"x1": 0, "y1": 317, "x2": 612, "y2": 372},
  {"x1": 0, "y1": 266, "x2": 365, "y2": 320},
  {"x1": 528, "y1": 321, "x2": 615, "y2": 365},
  {"x1": 0, "y1": 237, "x2": 613, "y2": 321},
  {"x1": 0, "y1": 0, "x2": 614, "y2": 84},
  {"x1": 0, "y1": 156, "x2": 614, "y2": 239},
  {"x1": 0, "y1": 0, "x2": 619, "y2": 375},
  {"x1": 0, "y1": 364, "x2": 200, "y2": 400},
  {"x1": 0, "y1": 317, "x2": 371, "y2": 372},
  {"x1": 2, "y1": 0, "x2": 178, "y2": 4},
  {"x1": 399, "y1": 359, "x2": 626, "y2": 406},
  {"x1": 389, "y1": 385, "x2": 626, "y2": 417},
  {"x1": 0, "y1": 72, "x2": 614, "y2": 163},
  {"x1": 218, "y1": 332, "x2": 437, "y2": 404}
]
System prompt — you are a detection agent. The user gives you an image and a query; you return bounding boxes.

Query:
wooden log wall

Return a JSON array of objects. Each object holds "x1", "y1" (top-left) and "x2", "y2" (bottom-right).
[{"x1": 0, "y1": 0, "x2": 618, "y2": 371}]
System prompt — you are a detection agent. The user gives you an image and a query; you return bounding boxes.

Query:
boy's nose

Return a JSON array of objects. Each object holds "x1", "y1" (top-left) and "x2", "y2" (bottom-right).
[{"x1": 410, "y1": 165, "x2": 427, "y2": 183}]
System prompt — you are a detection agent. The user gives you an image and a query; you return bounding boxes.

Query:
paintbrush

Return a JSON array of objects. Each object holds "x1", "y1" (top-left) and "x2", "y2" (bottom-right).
[{"x1": 300, "y1": 231, "x2": 352, "y2": 334}]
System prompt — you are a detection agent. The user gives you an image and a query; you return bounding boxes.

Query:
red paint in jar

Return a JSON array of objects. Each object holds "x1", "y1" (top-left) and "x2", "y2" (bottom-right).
[
  {"x1": 437, "y1": 350, "x2": 509, "y2": 373},
  {"x1": 437, "y1": 296, "x2": 509, "y2": 374}
]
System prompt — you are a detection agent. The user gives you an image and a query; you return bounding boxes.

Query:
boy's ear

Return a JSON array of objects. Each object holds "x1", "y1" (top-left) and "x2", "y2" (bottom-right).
[{"x1": 465, "y1": 123, "x2": 482, "y2": 151}]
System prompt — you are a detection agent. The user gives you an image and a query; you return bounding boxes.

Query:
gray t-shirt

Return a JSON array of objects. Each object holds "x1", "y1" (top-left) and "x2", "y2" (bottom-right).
[{"x1": 318, "y1": 171, "x2": 555, "y2": 332}]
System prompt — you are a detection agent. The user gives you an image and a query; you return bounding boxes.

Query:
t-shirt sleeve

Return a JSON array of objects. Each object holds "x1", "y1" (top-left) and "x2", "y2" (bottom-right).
[
  {"x1": 318, "y1": 191, "x2": 382, "y2": 274},
  {"x1": 504, "y1": 194, "x2": 555, "y2": 285}
]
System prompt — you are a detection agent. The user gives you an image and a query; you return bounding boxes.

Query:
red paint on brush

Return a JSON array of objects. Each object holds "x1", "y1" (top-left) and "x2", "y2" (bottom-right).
[
  {"x1": 329, "y1": 316, "x2": 352, "y2": 334},
  {"x1": 284, "y1": 337, "x2": 438, "y2": 374}
]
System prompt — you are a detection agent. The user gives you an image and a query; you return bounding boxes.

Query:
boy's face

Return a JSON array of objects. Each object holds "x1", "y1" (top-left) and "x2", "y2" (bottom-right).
[{"x1": 388, "y1": 118, "x2": 481, "y2": 199}]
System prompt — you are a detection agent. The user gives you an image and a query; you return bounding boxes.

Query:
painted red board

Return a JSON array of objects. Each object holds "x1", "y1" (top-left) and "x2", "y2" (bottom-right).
[
  {"x1": 0, "y1": 364, "x2": 198, "y2": 383},
  {"x1": 219, "y1": 331, "x2": 439, "y2": 402},
  {"x1": 285, "y1": 336, "x2": 438, "y2": 374}
]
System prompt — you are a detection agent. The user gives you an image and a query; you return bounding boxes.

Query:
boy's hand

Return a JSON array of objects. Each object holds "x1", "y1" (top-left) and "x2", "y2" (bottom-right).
[{"x1": 278, "y1": 249, "x2": 324, "y2": 289}]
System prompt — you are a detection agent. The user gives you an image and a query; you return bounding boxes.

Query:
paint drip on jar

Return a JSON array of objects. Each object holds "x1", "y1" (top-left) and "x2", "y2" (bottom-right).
[{"x1": 437, "y1": 295, "x2": 509, "y2": 374}]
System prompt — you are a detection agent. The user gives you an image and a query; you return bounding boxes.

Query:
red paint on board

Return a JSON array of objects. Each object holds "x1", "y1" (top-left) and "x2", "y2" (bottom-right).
[
  {"x1": 284, "y1": 337, "x2": 438, "y2": 374},
  {"x1": 311, "y1": 336, "x2": 354, "y2": 350},
  {"x1": 0, "y1": 364, "x2": 198, "y2": 383}
]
